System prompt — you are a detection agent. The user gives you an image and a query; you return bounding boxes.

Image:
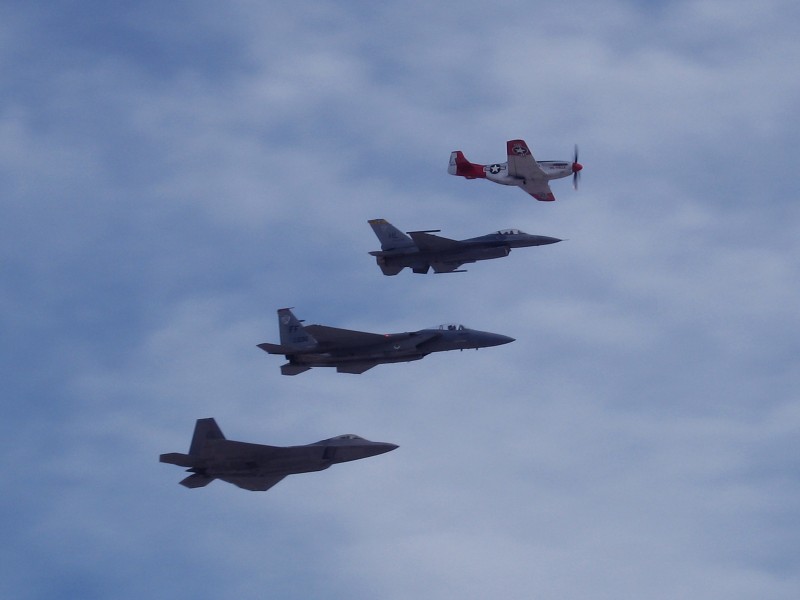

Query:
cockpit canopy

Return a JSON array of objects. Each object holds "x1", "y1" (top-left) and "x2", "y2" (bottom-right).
[
  {"x1": 333, "y1": 434, "x2": 363, "y2": 441},
  {"x1": 495, "y1": 228, "x2": 525, "y2": 236},
  {"x1": 435, "y1": 323, "x2": 467, "y2": 331}
]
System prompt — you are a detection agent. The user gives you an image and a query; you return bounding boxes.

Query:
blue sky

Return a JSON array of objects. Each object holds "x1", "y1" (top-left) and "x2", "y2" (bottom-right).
[{"x1": 2, "y1": 1, "x2": 799, "y2": 598}]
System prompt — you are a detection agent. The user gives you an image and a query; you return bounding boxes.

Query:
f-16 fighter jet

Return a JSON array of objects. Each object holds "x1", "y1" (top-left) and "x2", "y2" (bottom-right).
[
  {"x1": 160, "y1": 418, "x2": 398, "y2": 491},
  {"x1": 368, "y1": 218, "x2": 561, "y2": 275},
  {"x1": 448, "y1": 139, "x2": 582, "y2": 201},
  {"x1": 258, "y1": 308, "x2": 515, "y2": 375}
]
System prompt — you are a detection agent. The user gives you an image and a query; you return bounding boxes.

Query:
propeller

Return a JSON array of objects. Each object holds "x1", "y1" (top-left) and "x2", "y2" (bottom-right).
[{"x1": 572, "y1": 144, "x2": 582, "y2": 190}]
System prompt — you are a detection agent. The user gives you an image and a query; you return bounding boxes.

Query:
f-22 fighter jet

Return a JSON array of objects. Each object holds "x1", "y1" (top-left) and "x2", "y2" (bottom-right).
[
  {"x1": 448, "y1": 139, "x2": 582, "y2": 201},
  {"x1": 258, "y1": 308, "x2": 514, "y2": 375},
  {"x1": 160, "y1": 418, "x2": 397, "y2": 492},
  {"x1": 368, "y1": 218, "x2": 561, "y2": 275}
]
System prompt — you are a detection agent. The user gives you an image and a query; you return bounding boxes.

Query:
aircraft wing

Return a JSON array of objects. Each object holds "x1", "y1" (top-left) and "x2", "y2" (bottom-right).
[
  {"x1": 219, "y1": 474, "x2": 287, "y2": 492},
  {"x1": 336, "y1": 362, "x2": 380, "y2": 374},
  {"x1": 506, "y1": 139, "x2": 547, "y2": 180},
  {"x1": 304, "y1": 324, "x2": 387, "y2": 349},
  {"x1": 520, "y1": 179, "x2": 556, "y2": 202},
  {"x1": 408, "y1": 231, "x2": 461, "y2": 252}
]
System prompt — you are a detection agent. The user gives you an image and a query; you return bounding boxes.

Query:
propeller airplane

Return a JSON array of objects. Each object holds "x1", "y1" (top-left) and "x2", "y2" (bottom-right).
[{"x1": 448, "y1": 139, "x2": 582, "y2": 201}]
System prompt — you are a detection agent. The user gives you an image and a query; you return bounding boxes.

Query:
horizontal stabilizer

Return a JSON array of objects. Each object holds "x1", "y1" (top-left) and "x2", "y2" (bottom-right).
[
  {"x1": 180, "y1": 473, "x2": 214, "y2": 489},
  {"x1": 281, "y1": 363, "x2": 311, "y2": 376},
  {"x1": 257, "y1": 342, "x2": 292, "y2": 354},
  {"x1": 160, "y1": 452, "x2": 196, "y2": 468}
]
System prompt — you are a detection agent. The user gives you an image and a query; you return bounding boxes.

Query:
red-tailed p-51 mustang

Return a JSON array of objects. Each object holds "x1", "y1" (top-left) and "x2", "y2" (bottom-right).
[{"x1": 448, "y1": 139, "x2": 582, "y2": 201}]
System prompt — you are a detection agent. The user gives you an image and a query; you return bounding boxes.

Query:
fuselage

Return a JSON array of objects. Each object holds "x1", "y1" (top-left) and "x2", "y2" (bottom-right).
[
  {"x1": 372, "y1": 230, "x2": 561, "y2": 274},
  {"x1": 448, "y1": 145, "x2": 582, "y2": 202},
  {"x1": 260, "y1": 308, "x2": 515, "y2": 374},
  {"x1": 198, "y1": 437, "x2": 398, "y2": 478},
  {"x1": 285, "y1": 325, "x2": 514, "y2": 368},
  {"x1": 484, "y1": 160, "x2": 575, "y2": 185},
  {"x1": 462, "y1": 230, "x2": 562, "y2": 248}
]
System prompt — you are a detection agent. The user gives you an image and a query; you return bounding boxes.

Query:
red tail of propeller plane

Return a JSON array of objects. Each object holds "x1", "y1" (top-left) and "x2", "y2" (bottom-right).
[{"x1": 448, "y1": 151, "x2": 486, "y2": 179}]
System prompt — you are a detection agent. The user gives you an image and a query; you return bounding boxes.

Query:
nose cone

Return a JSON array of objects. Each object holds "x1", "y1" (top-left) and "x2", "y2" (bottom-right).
[
  {"x1": 534, "y1": 235, "x2": 562, "y2": 246},
  {"x1": 572, "y1": 162, "x2": 583, "y2": 173},
  {"x1": 361, "y1": 442, "x2": 398, "y2": 460},
  {"x1": 480, "y1": 332, "x2": 515, "y2": 347},
  {"x1": 333, "y1": 441, "x2": 398, "y2": 463},
  {"x1": 372, "y1": 442, "x2": 399, "y2": 456}
]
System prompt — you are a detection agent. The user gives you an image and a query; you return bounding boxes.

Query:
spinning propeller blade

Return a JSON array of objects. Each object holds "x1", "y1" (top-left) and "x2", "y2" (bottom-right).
[{"x1": 572, "y1": 144, "x2": 582, "y2": 190}]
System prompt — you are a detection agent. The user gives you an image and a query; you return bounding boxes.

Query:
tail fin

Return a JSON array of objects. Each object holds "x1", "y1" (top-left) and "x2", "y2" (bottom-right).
[
  {"x1": 189, "y1": 418, "x2": 225, "y2": 456},
  {"x1": 277, "y1": 308, "x2": 318, "y2": 349},
  {"x1": 161, "y1": 420, "x2": 222, "y2": 489},
  {"x1": 448, "y1": 151, "x2": 486, "y2": 179},
  {"x1": 368, "y1": 219, "x2": 416, "y2": 251}
]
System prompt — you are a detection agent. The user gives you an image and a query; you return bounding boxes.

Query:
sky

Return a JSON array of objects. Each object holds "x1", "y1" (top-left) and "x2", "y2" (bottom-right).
[{"x1": 2, "y1": 1, "x2": 799, "y2": 598}]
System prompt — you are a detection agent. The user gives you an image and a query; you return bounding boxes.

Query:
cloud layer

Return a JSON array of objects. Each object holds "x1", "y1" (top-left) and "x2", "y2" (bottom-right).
[{"x1": 2, "y1": 1, "x2": 799, "y2": 599}]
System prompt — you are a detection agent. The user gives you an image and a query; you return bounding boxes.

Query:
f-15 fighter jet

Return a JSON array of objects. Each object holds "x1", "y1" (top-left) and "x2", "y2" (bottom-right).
[
  {"x1": 160, "y1": 418, "x2": 398, "y2": 492},
  {"x1": 448, "y1": 139, "x2": 582, "y2": 201},
  {"x1": 258, "y1": 308, "x2": 515, "y2": 375},
  {"x1": 368, "y1": 218, "x2": 561, "y2": 275}
]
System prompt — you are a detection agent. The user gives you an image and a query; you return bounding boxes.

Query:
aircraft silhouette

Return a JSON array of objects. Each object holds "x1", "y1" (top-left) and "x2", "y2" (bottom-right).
[
  {"x1": 448, "y1": 139, "x2": 582, "y2": 201},
  {"x1": 160, "y1": 418, "x2": 397, "y2": 492},
  {"x1": 258, "y1": 308, "x2": 514, "y2": 375},
  {"x1": 368, "y1": 218, "x2": 561, "y2": 275}
]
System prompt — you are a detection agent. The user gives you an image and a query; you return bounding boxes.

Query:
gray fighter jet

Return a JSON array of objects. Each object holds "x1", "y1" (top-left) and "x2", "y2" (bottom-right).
[
  {"x1": 160, "y1": 418, "x2": 398, "y2": 491},
  {"x1": 258, "y1": 308, "x2": 515, "y2": 375},
  {"x1": 368, "y1": 218, "x2": 561, "y2": 275}
]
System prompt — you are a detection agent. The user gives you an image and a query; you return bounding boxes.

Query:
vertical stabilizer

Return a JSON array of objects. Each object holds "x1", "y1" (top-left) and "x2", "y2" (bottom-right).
[
  {"x1": 368, "y1": 219, "x2": 416, "y2": 251},
  {"x1": 189, "y1": 418, "x2": 225, "y2": 456},
  {"x1": 448, "y1": 150, "x2": 486, "y2": 179},
  {"x1": 447, "y1": 151, "x2": 460, "y2": 175},
  {"x1": 277, "y1": 308, "x2": 318, "y2": 349}
]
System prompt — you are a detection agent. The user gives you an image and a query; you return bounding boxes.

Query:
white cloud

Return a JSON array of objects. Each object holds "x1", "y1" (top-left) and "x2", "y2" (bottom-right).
[{"x1": 2, "y1": 1, "x2": 799, "y2": 599}]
